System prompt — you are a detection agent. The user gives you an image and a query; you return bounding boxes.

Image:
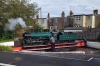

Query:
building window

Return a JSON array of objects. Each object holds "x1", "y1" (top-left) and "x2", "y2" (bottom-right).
[
  {"x1": 42, "y1": 19, "x2": 44, "y2": 24},
  {"x1": 49, "y1": 19, "x2": 51, "y2": 22},
  {"x1": 55, "y1": 18, "x2": 57, "y2": 23},
  {"x1": 75, "y1": 16, "x2": 81, "y2": 20},
  {"x1": 49, "y1": 26, "x2": 53, "y2": 29},
  {"x1": 87, "y1": 26, "x2": 91, "y2": 28},
  {"x1": 55, "y1": 26, "x2": 58, "y2": 29},
  {"x1": 76, "y1": 16, "x2": 78, "y2": 18},
  {"x1": 75, "y1": 24, "x2": 81, "y2": 27},
  {"x1": 64, "y1": 18, "x2": 67, "y2": 22},
  {"x1": 76, "y1": 19, "x2": 78, "y2": 20}
]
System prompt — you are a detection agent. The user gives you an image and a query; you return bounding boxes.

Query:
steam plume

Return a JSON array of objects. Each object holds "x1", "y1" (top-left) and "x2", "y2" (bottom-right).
[{"x1": 5, "y1": 17, "x2": 27, "y2": 30}]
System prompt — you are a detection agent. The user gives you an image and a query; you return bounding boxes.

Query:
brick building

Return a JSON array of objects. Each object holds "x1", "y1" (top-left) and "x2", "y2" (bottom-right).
[
  {"x1": 47, "y1": 11, "x2": 74, "y2": 32},
  {"x1": 36, "y1": 9, "x2": 100, "y2": 32}
]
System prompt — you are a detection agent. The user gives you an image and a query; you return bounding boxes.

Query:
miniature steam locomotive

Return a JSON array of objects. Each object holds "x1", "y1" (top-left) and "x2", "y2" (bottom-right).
[{"x1": 20, "y1": 32, "x2": 77, "y2": 46}]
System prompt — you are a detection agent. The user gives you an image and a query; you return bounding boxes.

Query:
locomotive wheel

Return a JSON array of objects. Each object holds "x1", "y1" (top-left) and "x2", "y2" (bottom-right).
[
  {"x1": 67, "y1": 40, "x2": 70, "y2": 43},
  {"x1": 72, "y1": 40, "x2": 75, "y2": 42},
  {"x1": 21, "y1": 40, "x2": 25, "y2": 46}
]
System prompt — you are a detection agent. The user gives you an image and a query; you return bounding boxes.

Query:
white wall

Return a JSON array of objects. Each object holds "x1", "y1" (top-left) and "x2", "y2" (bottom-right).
[
  {"x1": 64, "y1": 30, "x2": 82, "y2": 32},
  {"x1": 0, "y1": 41, "x2": 14, "y2": 46},
  {"x1": 37, "y1": 18, "x2": 48, "y2": 29},
  {"x1": 92, "y1": 15, "x2": 95, "y2": 28},
  {"x1": 74, "y1": 16, "x2": 83, "y2": 26},
  {"x1": 83, "y1": 15, "x2": 86, "y2": 27},
  {"x1": 42, "y1": 19, "x2": 48, "y2": 29}
]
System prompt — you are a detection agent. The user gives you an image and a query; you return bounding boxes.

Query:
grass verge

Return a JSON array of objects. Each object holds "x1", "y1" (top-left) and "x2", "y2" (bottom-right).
[{"x1": 0, "y1": 46, "x2": 13, "y2": 52}]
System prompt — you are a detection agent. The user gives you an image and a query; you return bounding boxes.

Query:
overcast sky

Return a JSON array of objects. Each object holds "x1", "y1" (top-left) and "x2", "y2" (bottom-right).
[{"x1": 31, "y1": 0, "x2": 100, "y2": 18}]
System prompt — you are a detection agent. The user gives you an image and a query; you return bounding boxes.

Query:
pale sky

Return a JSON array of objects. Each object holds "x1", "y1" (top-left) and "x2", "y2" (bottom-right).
[{"x1": 31, "y1": 0, "x2": 100, "y2": 18}]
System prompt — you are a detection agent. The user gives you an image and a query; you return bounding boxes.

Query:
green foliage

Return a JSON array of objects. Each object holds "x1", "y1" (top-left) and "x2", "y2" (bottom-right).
[
  {"x1": 0, "y1": 26, "x2": 4, "y2": 38},
  {"x1": 0, "y1": 31, "x2": 14, "y2": 41},
  {"x1": 15, "y1": 23, "x2": 23, "y2": 30},
  {"x1": 0, "y1": 46, "x2": 13, "y2": 52},
  {"x1": 97, "y1": 33, "x2": 100, "y2": 41},
  {"x1": 59, "y1": 29, "x2": 64, "y2": 32},
  {"x1": 0, "y1": 0, "x2": 40, "y2": 27},
  {"x1": 33, "y1": 24, "x2": 44, "y2": 32},
  {"x1": 97, "y1": 23, "x2": 100, "y2": 27},
  {"x1": 0, "y1": 0, "x2": 40, "y2": 41}
]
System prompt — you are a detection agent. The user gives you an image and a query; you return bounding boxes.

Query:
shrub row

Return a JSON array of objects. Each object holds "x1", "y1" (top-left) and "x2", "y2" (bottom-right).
[{"x1": 0, "y1": 46, "x2": 13, "y2": 52}]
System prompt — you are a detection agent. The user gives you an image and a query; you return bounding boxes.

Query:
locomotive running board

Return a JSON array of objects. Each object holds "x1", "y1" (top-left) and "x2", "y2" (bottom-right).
[{"x1": 12, "y1": 41, "x2": 85, "y2": 51}]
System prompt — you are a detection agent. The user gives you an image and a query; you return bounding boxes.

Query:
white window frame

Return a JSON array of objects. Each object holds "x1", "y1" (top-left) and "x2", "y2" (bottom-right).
[
  {"x1": 75, "y1": 16, "x2": 81, "y2": 20},
  {"x1": 50, "y1": 26, "x2": 53, "y2": 29}
]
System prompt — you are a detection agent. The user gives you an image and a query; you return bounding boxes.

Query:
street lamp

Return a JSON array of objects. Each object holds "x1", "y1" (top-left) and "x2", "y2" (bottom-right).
[{"x1": 39, "y1": 7, "x2": 42, "y2": 32}]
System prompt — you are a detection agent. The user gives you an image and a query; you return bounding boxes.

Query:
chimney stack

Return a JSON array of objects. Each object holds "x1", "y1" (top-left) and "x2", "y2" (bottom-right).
[
  {"x1": 47, "y1": 13, "x2": 50, "y2": 18},
  {"x1": 70, "y1": 10, "x2": 73, "y2": 16},
  {"x1": 61, "y1": 11, "x2": 65, "y2": 17},
  {"x1": 93, "y1": 9, "x2": 98, "y2": 15}
]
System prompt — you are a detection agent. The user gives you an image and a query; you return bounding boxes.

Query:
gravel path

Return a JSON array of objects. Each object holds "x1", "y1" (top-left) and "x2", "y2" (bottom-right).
[{"x1": 19, "y1": 47, "x2": 100, "y2": 61}]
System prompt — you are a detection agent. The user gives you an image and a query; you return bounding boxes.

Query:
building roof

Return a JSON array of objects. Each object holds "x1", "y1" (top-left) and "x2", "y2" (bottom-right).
[
  {"x1": 49, "y1": 17, "x2": 68, "y2": 19},
  {"x1": 37, "y1": 18, "x2": 47, "y2": 19},
  {"x1": 64, "y1": 27, "x2": 83, "y2": 30},
  {"x1": 74, "y1": 14, "x2": 93, "y2": 16},
  {"x1": 74, "y1": 14, "x2": 100, "y2": 16}
]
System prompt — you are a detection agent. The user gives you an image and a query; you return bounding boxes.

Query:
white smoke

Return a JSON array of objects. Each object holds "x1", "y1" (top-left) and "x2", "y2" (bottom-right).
[{"x1": 5, "y1": 17, "x2": 27, "y2": 30}]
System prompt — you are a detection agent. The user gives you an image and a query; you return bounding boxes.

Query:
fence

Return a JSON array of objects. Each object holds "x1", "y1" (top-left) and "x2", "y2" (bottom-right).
[{"x1": 76, "y1": 31, "x2": 100, "y2": 40}]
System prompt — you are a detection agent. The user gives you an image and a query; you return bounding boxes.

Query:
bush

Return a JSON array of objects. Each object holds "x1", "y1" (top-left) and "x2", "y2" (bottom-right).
[
  {"x1": 33, "y1": 24, "x2": 44, "y2": 32},
  {"x1": 97, "y1": 33, "x2": 100, "y2": 41},
  {"x1": 0, "y1": 26, "x2": 4, "y2": 38},
  {"x1": 0, "y1": 46, "x2": 13, "y2": 52},
  {"x1": 0, "y1": 31, "x2": 14, "y2": 41},
  {"x1": 0, "y1": 25, "x2": 15, "y2": 41}
]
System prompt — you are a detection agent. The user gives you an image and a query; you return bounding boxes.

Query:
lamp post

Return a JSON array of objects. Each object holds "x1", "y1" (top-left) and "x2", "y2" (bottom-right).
[{"x1": 40, "y1": 7, "x2": 42, "y2": 32}]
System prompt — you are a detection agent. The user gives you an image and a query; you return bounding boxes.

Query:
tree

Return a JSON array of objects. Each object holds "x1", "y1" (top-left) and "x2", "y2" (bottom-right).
[
  {"x1": 15, "y1": 23, "x2": 23, "y2": 30},
  {"x1": 33, "y1": 24, "x2": 44, "y2": 32},
  {"x1": 0, "y1": 0, "x2": 40, "y2": 40},
  {"x1": 0, "y1": 0, "x2": 40, "y2": 28},
  {"x1": 0, "y1": 0, "x2": 8, "y2": 28}
]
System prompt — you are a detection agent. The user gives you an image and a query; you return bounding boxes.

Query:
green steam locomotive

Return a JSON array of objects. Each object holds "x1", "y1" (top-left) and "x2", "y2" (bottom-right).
[{"x1": 20, "y1": 32, "x2": 77, "y2": 46}]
